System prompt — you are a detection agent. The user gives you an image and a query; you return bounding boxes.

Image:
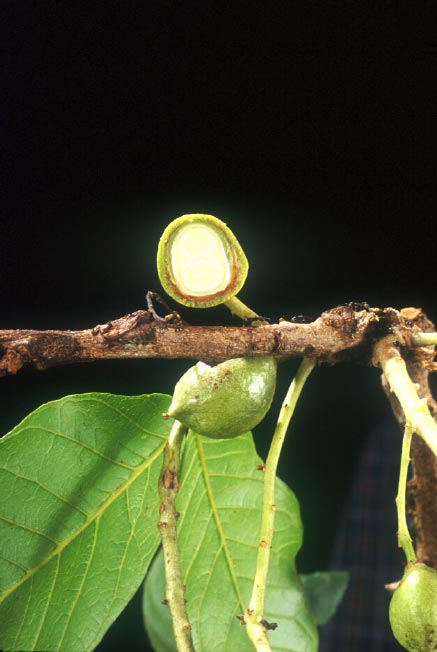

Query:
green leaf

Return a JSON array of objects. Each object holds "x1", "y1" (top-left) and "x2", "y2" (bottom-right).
[
  {"x1": 143, "y1": 432, "x2": 318, "y2": 652},
  {"x1": 143, "y1": 550, "x2": 177, "y2": 652},
  {"x1": 300, "y1": 571, "x2": 349, "y2": 625},
  {"x1": 0, "y1": 392, "x2": 171, "y2": 652}
]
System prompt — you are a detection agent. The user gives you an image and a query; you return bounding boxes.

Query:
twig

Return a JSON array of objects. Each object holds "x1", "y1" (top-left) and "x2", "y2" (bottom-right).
[
  {"x1": 411, "y1": 332, "x2": 437, "y2": 347},
  {"x1": 0, "y1": 304, "x2": 415, "y2": 377},
  {"x1": 374, "y1": 312, "x2": 437, "y2": 566},
  {"x1": 374, "y1": 337, "x2": 437, "y2": 459},
  {"x1": 245, "y1": 358, "x2": 316, "y2": 652},
  {"x1": 224, "y1": 295, "x2": 259, "y2": 321},
  {"x1": 158, "y1": 420, "x2": 195, "y2": 652}
]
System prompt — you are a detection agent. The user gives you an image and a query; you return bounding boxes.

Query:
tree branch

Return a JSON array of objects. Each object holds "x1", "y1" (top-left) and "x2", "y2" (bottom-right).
[
  {"x1": 0, "y1": 303, "x2": 412, "y2": 377},
  {"x1": 378, "y1": 310, "x2": 437, "y2": 567},
  {"x1": 158, "y1": 420, "x2": 195, "y2": 652},
  {"x1": 398, "y1": 313, "x2": 437, "y2": 568}
]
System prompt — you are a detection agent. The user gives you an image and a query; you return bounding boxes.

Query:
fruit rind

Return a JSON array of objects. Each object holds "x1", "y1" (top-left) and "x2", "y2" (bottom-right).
[
  {"x1": 389, "y1": 562, "x2": 437, "y2": 652},
  {"x1": 168, "y1": 357, "x2": 277, "y2": 438},
  {"x1": 157, "y1": 214, "x2": 249, "y2": 308}
]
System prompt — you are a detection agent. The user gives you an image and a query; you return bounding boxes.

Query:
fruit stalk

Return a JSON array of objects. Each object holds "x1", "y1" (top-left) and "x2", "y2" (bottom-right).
[
  {"x1": 158, "y1": 420, "x2": 195, "y2": 652},
  {"x1": 396, "y1": 424, "x2": 417, "y2": 562},
  {"x1": 245, "y1": 357, "x2": 316, "y2": 652}
]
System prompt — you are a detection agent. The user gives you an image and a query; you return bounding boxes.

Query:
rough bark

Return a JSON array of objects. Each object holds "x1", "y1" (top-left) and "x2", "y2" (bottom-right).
[
  {"x1": 0, "y1": 303, "x2": 405, "y2": 377},
  {"x1": 380, "y1": 310, "x2": 437, "y2": 568},
  {"x1": 404, "y1": 315, "x2": 437, "y2": 567}
]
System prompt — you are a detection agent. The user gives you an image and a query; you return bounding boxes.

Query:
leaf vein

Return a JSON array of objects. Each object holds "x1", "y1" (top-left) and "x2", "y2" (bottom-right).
[
  {"x1": 33, "y1": 553, "x2": 61, "y2": 649},
  {"x1": 195, "y1": 435, "x2": 247, "y2": 612},
  {"x1": 183, "y1": 513, "x2": 213, "y2": 584},
  {"x1": 16, "y1": 424, "x2": 137, "y2": 469},
  {"x1": 0, "y1": 514, "x2": 58, "y2": 545},
  {"x1": 195, "y1": 543, "x2": 224, "y2": 652},
  {"x1": 57, "y1": 520, "x2": 99, "y2": 649},
  {"x1": 0, "y1": 440, "x2": 165, "y2": 604},
  {"x1": 207, "y1": 471, "x2": 264, "y2": 484},
  {"x1": 14, "y1": 574, "x2": 34, "y2": 645},
  {"x1": 0, "y1": 467, "x2": 89, "y2": 516},
  {"x1": 68, "y1": 395, "x2": 168, "y2": 441},
  {"x1": 0, "y1": 552, "x2": 28, "y2": 573}
]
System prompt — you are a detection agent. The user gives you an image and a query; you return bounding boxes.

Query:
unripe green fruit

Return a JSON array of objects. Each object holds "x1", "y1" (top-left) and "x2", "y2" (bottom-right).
[
  {"x1": 157, "y1": 214, "x2": 249, "y2": 308},
  {"x1": 389, "y1": 562, "x2": 437, "y2": 651},
  {"x1": 167, "y1": 357, "x2": 277, "y2": 438}
]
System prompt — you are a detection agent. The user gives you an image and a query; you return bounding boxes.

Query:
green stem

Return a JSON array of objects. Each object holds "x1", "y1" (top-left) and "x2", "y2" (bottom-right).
[
  {"x1": 158, "y1": 420, "x2": 195, "y2": 652},
  {"x1": 396, "y1": 424, "x2": 417, "y2": 563},
  {"x1": 224, "y1": 295, "x2": 260, "y2": 321},
  {"x1": 245, "y1": 358, "x2": 316, "y2": 652},
  {"x1": 411, "y1": 332, "x2": 437, "y2": 347},
  {"x1": 374, "y1": 337, "x2": 437, "y2": 459}
]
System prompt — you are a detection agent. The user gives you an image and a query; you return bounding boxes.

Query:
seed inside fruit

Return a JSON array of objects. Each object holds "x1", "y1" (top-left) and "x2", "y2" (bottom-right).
[{"x1": 157, "y1": 214, "x2": 249, "y2": 308}]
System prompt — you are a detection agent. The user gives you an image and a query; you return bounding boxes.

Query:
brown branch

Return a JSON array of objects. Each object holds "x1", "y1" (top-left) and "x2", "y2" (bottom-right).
[
  {"x1": 379, "y1": 309, "x2": 437, "y2": 568},
  {"x1": 403, "y1": 314, "x2": 437, "y2": 568},
  {"x1": 0, "y1": 304, "x2": 406, "y2": 377}
]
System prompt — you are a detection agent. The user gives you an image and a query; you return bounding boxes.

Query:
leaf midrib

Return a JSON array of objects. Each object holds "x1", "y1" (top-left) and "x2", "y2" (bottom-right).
[
  {"x1": 0, "y1": 439, "x2": 166, "y2": 604},
  {"x1": 195, "y1": 435, "x2": 247, "y2": 613}
]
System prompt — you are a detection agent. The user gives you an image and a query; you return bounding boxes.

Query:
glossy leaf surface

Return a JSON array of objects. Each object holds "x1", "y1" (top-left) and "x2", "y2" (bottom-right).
[
  {"x1": 143, "y1": 431, "x2": 318, "y2": 652},
  {"x1": 0, "y1": 393, "x2": 169, "y2": 652}
]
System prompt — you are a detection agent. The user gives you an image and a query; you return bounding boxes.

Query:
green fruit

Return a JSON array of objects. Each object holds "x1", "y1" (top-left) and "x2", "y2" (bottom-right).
[
  {"x1": 389, "y1": 562, "x2": 437, "y2": 651},
  {"x1": 167, "y1": 357, "x2": 277, "y2": 438},
  {"x1": 157, "y1": 214, "x2": 249, "y2": 308}
]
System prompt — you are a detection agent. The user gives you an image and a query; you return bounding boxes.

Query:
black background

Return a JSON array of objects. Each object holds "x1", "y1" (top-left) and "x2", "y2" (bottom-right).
[{"x1": 1, "y1": 4, "x2": 436, "y2": 650}]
